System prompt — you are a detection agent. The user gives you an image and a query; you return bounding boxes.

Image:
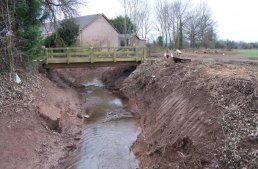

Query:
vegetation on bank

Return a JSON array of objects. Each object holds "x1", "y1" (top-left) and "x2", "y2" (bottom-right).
[
  {"x1": 0, "y1": 0, "x2": 83, "y2": 74},
  {"x1": 44, "y1": 19, "x2": 79, "y2": 48},
  {"x1": 235, "y1": 49, "x2": 258, "y2": 58}
]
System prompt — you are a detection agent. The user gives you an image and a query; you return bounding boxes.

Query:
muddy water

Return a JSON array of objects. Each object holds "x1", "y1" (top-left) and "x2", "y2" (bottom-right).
[{"x1": 67, "y1": 73, "x2": 140, "y2": 169}]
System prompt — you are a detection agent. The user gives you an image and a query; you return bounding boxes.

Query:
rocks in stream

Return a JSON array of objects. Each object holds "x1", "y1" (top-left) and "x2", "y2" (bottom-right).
[
  {"x1": 76, "y1": 114, "x2": 83, "y2": 119},
  {"x1": 104, "y1": 110, "x2": 135, "y2": 122},
  {"x1": 66, "y1": 144, "x2": 77, "y2": 151},
  {"x1": 77, "y1": 114, "x2": 90, "y2": 119}
]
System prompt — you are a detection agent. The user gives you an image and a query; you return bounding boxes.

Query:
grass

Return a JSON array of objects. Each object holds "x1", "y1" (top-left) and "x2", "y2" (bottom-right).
[{"x1": 235, "y1": 49, "x2": 258, "y2": 58}]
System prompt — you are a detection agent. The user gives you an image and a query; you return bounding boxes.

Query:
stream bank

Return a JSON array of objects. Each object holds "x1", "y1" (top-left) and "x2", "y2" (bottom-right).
[
  {"x1": 1, "y1": 61, "x2": 257, "y2": 169},
  {"x1": 0, "y1": 70, "x2": 84, "y2": 169},
  {"x1": 102, "y1": 60, "x2": 258, "y2": 169}
]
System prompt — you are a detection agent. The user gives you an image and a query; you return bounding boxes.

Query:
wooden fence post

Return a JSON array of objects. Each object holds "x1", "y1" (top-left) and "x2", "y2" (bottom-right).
[
  {"x1": 113, "y1": 49, "x2": 117, "y2": 62},
  {"x1": 144, "y1": 47, "x2": 147, "y2": 61},
  {"x1": 90, "y1": 47, "x2": 94, "y2": 63},
  {"x1": 135, "y1": 47, "x2": 139, "y2": 62},
  {"x1": 66, "y1": 48, "x2": 70, "y2": 64},
  {"x1": 45, "y1": 48, "x2": 48, "y2": 64}
]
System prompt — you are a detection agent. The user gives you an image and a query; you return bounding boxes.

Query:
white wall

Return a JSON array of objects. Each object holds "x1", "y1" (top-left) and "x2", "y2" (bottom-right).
[{"x1": 80, "y1": 16, "x2": 119, "y2": 47}]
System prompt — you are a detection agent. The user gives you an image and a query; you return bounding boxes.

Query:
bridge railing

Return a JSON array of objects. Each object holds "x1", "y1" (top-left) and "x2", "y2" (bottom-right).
[{"x1": 43, "y1": 46, "x2": 147, "y2": 64}]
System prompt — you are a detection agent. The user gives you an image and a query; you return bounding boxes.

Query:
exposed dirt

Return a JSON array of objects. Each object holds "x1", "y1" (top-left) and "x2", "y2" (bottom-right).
[
  {"x1": 102, "y1": 59, "x2": 258, "y2": 169},
  {"x1": 1, "y1": 56, "x2": 258, "y2": 169},
  {"x1": 0, "y1": 70, "x2": 84, "y2": 169},
  {"x1": 51, "y1": 67, "x2": 109, "y2": 87}
]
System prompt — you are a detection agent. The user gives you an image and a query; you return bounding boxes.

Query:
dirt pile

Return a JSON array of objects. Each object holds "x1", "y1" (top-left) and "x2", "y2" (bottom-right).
[
  {"x1": 104, "y1": 60, "x2": 258, "y2": 168},
  {"x1": 0, "y1": 70, "x2": 84, "y2": 169}
]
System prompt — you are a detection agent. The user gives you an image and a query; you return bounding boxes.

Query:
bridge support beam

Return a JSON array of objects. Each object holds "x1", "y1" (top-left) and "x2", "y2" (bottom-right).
[{"x1": 42, "y1": 61, "x2": 141, "y2": 69}]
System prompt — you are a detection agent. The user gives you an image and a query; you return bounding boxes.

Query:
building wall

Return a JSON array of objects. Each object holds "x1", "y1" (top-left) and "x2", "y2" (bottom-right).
[
  {"x1": 131, "y1": 37, "x2": 146, "y2": 47},
  {"x1": 80, "y1": 16, "x2": 119, "y2": 47}
]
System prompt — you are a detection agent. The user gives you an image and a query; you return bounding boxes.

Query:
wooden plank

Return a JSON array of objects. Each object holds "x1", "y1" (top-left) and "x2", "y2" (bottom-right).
[
  {"x1": 48, "y1": 53, "x2": 67, "y2": 56},
  {"x1": 45, "y1": 48, "x2": 49, "y2": 64},
  {"x1": 43, "y1": 46, "x2": 147, "y2": 65},
  {"x1": 43, "y1": 61, "x2": 141, "y2": 69},
  {"x1": 116, "y1": 58, "x2": 139, "y2": 62}
]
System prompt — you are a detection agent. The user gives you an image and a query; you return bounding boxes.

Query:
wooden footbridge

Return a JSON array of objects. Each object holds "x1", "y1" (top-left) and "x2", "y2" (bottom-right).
[{"x1": 39, "y1": 46, "x2": 147, "y2": 68}]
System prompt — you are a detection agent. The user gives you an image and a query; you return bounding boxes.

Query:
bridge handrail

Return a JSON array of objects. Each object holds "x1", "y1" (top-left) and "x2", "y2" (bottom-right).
[{"x1": 43, "y1": 46, "x2": 147, "y2": 64}]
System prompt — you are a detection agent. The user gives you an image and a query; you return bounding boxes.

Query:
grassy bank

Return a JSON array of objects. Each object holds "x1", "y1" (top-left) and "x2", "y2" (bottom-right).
[{"x1": 235, "y1": 49, "x2": 258, "y2": 58}]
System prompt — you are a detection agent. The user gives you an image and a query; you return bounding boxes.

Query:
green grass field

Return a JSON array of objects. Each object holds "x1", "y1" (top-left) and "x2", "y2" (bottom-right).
[{"x1": 235, "y1": 49, "x2": 258, "y2": 58}]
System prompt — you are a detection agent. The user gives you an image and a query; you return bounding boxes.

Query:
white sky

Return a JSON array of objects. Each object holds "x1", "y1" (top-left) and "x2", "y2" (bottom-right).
[{"x1": 80, "y1": 0, "x2": 258, "y2": 42}]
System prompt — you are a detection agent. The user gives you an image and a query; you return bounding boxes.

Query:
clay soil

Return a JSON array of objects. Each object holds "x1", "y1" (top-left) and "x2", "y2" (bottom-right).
[
  {"x1": 102, "y1": 59, "x2": 258, "y2": 169},
  {"x1": 1, "y1": 54, "x2": 258, "y2": 169},
  {"x1": 0, "y1": 70, "x2": 84, "y2": 169}
]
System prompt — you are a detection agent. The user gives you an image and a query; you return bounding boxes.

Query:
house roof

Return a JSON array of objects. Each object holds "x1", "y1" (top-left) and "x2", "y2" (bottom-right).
[
  {"x1": 74, "y1": 14, "x2": 101, "y2": 30},
  {"x1": 42, "y1": 14, "x2": 119, "y2": 35}
]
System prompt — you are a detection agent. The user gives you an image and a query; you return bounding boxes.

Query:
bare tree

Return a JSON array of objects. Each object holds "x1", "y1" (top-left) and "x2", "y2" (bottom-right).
[
  {"x1": 197, "y1": 2, "x2": 216, "y2": 47},
  {"x1": 155, "y1": 0, "x2": 170, "y2": 47},
  {"x1": 185, "y1": 7, "x2": 201, "y2": 48},
  {"x1": 43, "y1": 0, "x2": 85, "y2": 20},
  {"x1": 118, "y1": 0, "x2": 150, "y2": 44},
  {"x1": 184, "y1": 2, "x2": 216, "y2": 48},
  {"x1": 155, "y1": 0, "x2": 189, "y2": 49},
  {"x1": 127, "y1": 0, "x2": 140, "y2": 34},
  {"x1": 170, "y1": 0, "x2": 189, "y2": 49},
  {"x1": 0, "y1": 0, "x2": 17, "y2": 77},
  {"x1": 135, "y1": 1, "x2": 151, "y2": 40},
  {"x1": 118, "y1": 0, "x2": 129, "y2": 45},
  {"x1": 43, "y1": 0, "x2": 86, "y2": 36}
]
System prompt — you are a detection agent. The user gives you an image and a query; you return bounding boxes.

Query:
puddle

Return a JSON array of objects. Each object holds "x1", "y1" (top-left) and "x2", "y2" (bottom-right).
[{"x1": 65, "y1": 73, "x2": 140, "y2": 169}]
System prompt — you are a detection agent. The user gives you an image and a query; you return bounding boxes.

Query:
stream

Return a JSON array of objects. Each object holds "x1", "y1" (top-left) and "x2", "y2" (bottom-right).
[{"x1": 66, "y1": 73, "x2": 140, "y2": 169}]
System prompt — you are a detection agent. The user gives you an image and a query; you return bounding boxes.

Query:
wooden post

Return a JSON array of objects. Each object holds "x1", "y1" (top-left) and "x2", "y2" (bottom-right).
[
  {"x1": 90, "y1": 47, "x2": 94, "y2": 63},
  {"x1": 67, "y1": 48, "x2": 70, "y2": 64},
  {"x1": 45, "y1": 48, "x2": 48, "y2": 64},
  {"x1": 50, "y1": 49, "x2": 53, "y2": 58},
  {"x1": 135, "y1": 47, "x2": 138, "y2": 62},
  {"x1": 113, "y1": 49, "x2": 117, "y2": 62},
  {"x1": 144, "y1": 47, "x2": 147, "y2": 61}
]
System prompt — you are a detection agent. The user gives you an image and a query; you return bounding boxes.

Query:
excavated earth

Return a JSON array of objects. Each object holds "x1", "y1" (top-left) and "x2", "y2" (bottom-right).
[
  {"x1": 102, "y1": 59, "x2": 258, "y2": 169},
  {"x1": 0, "y1": 70, "x2": 84, "y2": 169},
  {"x1": 1, "y1": 57, "x2": 258, "y2": 169}
]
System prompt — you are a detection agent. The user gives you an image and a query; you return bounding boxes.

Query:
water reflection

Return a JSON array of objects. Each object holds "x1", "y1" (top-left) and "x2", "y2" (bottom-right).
[{"x1": 67, "y1": 74, "x2": 140, "y2": 169}]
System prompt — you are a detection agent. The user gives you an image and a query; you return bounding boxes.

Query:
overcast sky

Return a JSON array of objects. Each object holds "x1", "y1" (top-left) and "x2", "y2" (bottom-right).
[{"x1": 80, "y1": 0, "x2": 258, "y2": 42}]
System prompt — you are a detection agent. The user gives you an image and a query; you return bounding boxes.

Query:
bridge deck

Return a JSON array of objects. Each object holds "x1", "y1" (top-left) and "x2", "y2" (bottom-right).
[
  {"x1": 43, "y1": 61, "x2": 141, "y2": 69},
  {"x1": 39, "y1": 46, "x2": 147, "y2": 68}
]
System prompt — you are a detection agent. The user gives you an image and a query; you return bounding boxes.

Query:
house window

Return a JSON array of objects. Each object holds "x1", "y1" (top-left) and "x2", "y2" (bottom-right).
[{"x1": 120, "y1": 40, "x2": 125, "y2": 47}]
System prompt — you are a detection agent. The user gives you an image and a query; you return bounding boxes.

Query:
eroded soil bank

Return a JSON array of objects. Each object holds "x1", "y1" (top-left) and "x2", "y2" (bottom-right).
[
  {"x1": 0, "y1": 70, "x2": 84, "y2": 169},
  {"x1": 102, "y1": 60, "x2": 258, "y2": 169},
  {"x1": 1, "y1": 60, "x2": 257, "y2": 169}
]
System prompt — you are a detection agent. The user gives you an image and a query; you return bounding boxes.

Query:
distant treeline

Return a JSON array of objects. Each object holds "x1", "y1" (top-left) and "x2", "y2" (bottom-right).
[
  {"x1": 215, "y1": 40, "x2": 258, "y2": 49},
  {"x1": 150, "y1": 36, "x2": 258, "y2": 50}
]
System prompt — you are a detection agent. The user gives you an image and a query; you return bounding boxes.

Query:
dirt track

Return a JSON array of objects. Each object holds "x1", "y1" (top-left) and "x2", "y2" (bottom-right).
[{"x1": 103, "y1": 59, "x2": 258, "y2": 168}]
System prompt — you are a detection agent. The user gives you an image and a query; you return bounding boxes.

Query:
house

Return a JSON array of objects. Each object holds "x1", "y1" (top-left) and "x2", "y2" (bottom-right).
[
  {"x1": 42, "y1": 14, "x2": 146, "y2": 47},
  {"x1": 119, "y1": 34, "x2": 146, "y2": 47}
]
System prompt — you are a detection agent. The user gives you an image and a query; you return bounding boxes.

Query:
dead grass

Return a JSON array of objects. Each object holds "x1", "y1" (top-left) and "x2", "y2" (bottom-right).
[{"x1": 0, "y1": 71, "x2": 41, "y2": 115}]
